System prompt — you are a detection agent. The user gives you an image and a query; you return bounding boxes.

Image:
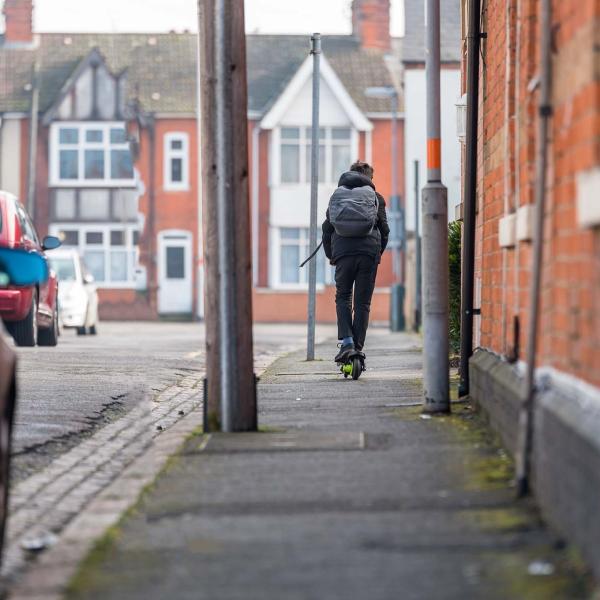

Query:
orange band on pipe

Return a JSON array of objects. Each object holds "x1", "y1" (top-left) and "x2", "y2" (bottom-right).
[{"x1": 427, "y1": 138, "x2": 441, "y2": 170}]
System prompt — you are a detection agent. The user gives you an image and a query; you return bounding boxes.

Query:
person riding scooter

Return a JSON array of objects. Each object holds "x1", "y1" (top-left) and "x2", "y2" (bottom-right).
[{"x1": 322, "y1": 160, "x2": 390, "y2": 367}]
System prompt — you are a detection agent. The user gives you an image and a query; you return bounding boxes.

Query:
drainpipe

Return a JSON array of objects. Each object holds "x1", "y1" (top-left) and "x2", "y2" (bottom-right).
[
  {"x1": 501, "y1": 1, "x2": 513, "y2": 353},
  {"x1": 147, "y1": 116, "x2": 157, "y2": 313},
  {"x1": 26, "y1": 58, "x2": 40, "y2": 220},
  {"x1": 251, "y1": 124, "x2": 260, "y2": 287},
  {"x1": 458, "y1": 0, "x2": 482, "y2": 397},
  {"x1": 513, "y1": 0, "x2": 522, "y2": 323},
  {"x1": 515, "y1": 0, "x2": 553, "y2": 497}
]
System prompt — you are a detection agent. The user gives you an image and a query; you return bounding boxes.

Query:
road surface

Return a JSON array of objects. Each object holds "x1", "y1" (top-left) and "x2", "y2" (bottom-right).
[{"x1": 10, "y1": 321, "x2": 333, "y2": 480}]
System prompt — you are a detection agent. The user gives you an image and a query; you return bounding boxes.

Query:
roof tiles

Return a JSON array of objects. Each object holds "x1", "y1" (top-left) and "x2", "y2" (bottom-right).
[{"x1": 0, "y1": 33, "x2": 398, "y2": 116}]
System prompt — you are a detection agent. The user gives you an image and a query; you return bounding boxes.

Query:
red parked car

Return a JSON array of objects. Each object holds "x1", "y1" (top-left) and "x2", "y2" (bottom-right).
[{"x1": 0, "y1": 192, "x2": 61, "y2": 346}]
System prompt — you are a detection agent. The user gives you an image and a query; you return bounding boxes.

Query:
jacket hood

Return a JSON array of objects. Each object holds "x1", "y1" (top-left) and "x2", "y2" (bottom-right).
[{"x1": 338, "y1": 171, "x2": 376, "y2": 191}]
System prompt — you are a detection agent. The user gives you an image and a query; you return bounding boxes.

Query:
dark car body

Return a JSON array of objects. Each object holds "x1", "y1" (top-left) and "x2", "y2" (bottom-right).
[
  {"x1": 0, "y1": 191, "x2": 60, "y2": 346},
  {"x1": 0, "y1": 325, "x2": 15, "y2": 558},
  {"x1": 0, "y1": 246, "x2": 50, "y2": 563}
]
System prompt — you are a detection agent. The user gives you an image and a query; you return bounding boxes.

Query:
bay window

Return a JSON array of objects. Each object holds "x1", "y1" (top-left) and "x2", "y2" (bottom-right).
[
  {"x1": 49, "y1": 224, "x2": 139, "y2": 287},
  {"x1": 276, "y1": 227, "x2": 333, "y2": 287},
  {"x1": 279, "y1": 126, "x2": 353, "y2": 185},
  {"x1": 51, "y1": 122, "x2": 134, "y2": 186}
]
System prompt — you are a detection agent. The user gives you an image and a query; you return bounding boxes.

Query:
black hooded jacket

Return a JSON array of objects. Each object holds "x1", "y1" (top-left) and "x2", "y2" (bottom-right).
[{"x1": 322, "y1": 171, "x2": 390, "y2": 264}]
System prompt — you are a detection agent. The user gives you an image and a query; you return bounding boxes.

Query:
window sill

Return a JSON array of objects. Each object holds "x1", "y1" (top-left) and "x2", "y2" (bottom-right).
[
  {"x1": 163, "y1": 185, "x2": 191, "y2": 193},
  {"x1": 94, "y1": 282, "x2": 137, "y2": 289},
  {"x1": 257, "y1": 284, "x2": 330, "y2": 293},
  {"x1": 49, "y1": 181, "x2": 137, "y2": 189}
]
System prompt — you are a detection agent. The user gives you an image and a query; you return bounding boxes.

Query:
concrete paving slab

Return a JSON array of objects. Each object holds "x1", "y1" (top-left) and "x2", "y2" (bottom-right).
[
  {"x1": 196, "y1": 431, "x2": 366, "y2": 453},
  {"x1": 62, "y1": 331, "x2": 594, "y2": 600}
]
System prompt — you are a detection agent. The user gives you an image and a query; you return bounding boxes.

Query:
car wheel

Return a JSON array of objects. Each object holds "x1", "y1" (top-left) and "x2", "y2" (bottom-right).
[
  {"x1": 7, "y1": 292, "x2": 38, "y2": 347},
  {"x1": 38, "y1": 302, "x2": 59, "y2": 347},
  {"x1": 89, "y1": 324, "x2": 97, "y2": 336},
  {"x1": 76, "y1": 326, "x2": 87, "y2": 336}
]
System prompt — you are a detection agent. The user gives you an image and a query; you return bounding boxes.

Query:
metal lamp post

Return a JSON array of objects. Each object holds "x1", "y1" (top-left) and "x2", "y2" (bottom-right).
[
  {"x1": 364, "y1": 86, "x2": 405, "y2": 331},
  {"x1": 421, "y1": 0, "x2": 449, "y2": 413},
  {"x1": 306, "y1": 33, "x2": 321, "y2": 361}
]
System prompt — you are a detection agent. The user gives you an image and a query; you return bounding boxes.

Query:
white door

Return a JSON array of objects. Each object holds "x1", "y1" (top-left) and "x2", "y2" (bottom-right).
[{"x1": 158, "y1": 230, "x2": 193, "y2": 314}]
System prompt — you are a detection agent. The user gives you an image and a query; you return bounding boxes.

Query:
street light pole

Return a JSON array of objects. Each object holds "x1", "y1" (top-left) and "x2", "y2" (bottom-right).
[
  {"x1": 198, "y1": 0, "x2": 257, "y2": 431},
  {"x1": 422, "y1": 0, "x2": 449, "y2": 413},
  {"x1": 306, "y1": 33, "x2": 321, "y2": 361}
]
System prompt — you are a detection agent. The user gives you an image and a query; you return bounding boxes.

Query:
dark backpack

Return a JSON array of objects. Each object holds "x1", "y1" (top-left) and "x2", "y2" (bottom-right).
[{"x1": 328, "y1": 185, "x2": 378, "y2": 237}]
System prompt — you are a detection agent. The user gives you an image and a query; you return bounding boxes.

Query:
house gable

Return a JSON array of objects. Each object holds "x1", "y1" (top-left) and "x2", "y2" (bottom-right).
[
  {"x1": 42, "y1": 47, "x2": 127, "y2": 126},
  {"x1": 280, "y1": 75, "x2": 352, "y2": 127},
  {"x1": 260, "y1": 54, "x2": 372, "y2": 132}
]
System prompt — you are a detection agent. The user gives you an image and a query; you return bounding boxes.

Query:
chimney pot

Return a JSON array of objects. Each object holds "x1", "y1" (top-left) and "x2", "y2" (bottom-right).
[
  {"x1": 3, "y1": 0, "x2": 34, "y2": 45},
  {"x1": 352, "y1": 0, "x2": 391, "y2": 52}
]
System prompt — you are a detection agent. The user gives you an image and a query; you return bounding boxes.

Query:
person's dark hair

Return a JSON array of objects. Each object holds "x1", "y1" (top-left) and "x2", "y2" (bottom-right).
[{"x1": 350, "y1": 160, "x2": 374, "y2": 180}]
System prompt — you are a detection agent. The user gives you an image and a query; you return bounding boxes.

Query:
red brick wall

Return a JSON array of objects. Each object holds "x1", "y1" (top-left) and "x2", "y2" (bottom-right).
[
  {"x1": 129, "y1": 126, "x2": 156, "y2": 316},
  {"x1": 153, "y1": 119, "x2": 200, "y2": 315},
  {"x1": 371, "y1": 118, "x2": 404, "y2": 289},
  {"x1": 98, "y1": 289, "x2": 156, "y2": 320},
  {"x1": 371, "y1": 119, "x2": 405, "y2": 202},
  {"x1": 34, "y1": 126, "x2": 50, "y2": 236},
  {"x1": 253, "y1": 287, "x2": 390, "y2": 324},
  {"x1": 472, "y1": 0, "x2": 600, "y2": 386},
  {"x1": 19, "y1": 118, "x2": 28, "y2": 203}
]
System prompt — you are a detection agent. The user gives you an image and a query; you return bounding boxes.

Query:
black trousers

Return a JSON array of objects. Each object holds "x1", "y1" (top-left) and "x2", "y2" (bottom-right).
[{"x1": 334, "y1": 254, "x2": 379, "y2": 351}]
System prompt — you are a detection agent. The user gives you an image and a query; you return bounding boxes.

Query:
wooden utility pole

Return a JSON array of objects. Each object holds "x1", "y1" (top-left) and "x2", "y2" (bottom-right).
[{"x1": 198, "y1": 0, "x2": 257, "y2": 431}]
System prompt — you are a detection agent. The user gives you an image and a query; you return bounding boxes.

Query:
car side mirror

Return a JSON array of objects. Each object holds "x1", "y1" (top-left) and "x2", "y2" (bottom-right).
[
  {"x1": 42, "y1": 236, "x2": 61, "y2": 251},
  {"x1": 0, "y1": 248, "x2": 48, "y2": 287},
  {"x1": 83, "y1": 273, "x2": 95, "y2": 285}
]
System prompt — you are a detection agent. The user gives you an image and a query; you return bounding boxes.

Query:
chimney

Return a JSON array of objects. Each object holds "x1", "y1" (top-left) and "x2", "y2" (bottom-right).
[
  {"x1": 3, "y1": 0, "x2": 34, "y2": 45},
  {"x1": 352, "y1": 0, "x2": 391, "y2": 52}
]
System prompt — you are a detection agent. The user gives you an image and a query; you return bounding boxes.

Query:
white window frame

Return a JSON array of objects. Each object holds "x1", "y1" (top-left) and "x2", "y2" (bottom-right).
[
  {"x1": 274, "y1": 126, "x2": 358, "y2": 186},
  {"x1": 49, "y1": 122, "x2": 135, "y2": 188},
  {"x1": 270, "y1": 226, "x2": 334, "y2": 290},
  {"x1": 163, "y1": 132, "x2": 190, "y2": 191},
  {"x1": 49, "y1": 223, "x2": 140, "y2": 288}
]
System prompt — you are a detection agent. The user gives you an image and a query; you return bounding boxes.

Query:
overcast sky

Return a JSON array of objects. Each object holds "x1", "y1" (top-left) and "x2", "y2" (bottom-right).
[{"x1": 22, "y1": 0, "x2": 404, "y2": 36}]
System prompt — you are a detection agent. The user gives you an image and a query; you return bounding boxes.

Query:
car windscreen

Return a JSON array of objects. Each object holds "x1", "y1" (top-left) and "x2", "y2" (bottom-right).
[{"x1": 49, "y1": 257, "x2": 77, "y2": 282}]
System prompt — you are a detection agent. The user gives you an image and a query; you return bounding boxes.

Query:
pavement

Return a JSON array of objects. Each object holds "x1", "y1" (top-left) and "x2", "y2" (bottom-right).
[
  {"x1": 11, "y1": 322, "x2": 327, "y2": 480},
  {"x1": 57, "y1": 330, "x2": 593, "y2": 600}
]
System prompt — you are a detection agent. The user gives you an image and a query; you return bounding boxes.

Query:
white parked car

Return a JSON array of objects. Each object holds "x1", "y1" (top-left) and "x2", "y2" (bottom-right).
[{"x1": 48, "y1": 249, "x2": 99, "y2": 336}]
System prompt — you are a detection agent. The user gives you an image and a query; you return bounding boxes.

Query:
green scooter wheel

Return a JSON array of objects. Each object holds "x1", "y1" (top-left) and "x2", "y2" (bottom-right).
[{"x1": 341, "y1": 363, "x2": 352, "y2": 378}]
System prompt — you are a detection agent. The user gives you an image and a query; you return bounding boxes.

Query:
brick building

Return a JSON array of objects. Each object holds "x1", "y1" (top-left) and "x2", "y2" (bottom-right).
[
  {"x1": 461, "y1": 0, "x2": 600, "y2": 577},
  {"x1": 0, "y1": 0, "x2": 460, "y2": 323}
]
